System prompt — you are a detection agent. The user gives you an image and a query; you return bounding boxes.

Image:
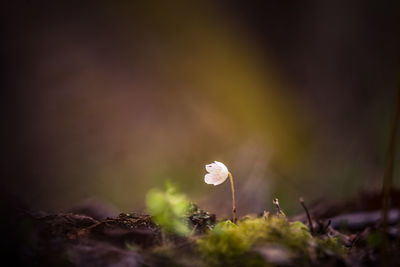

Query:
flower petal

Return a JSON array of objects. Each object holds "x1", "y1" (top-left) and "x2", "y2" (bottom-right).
[
  {"x1": 212, "y1": 173, "x2": 228, "y2": 186},
  {"x1": 204, "y1": 173, "x2": 221, "y2": 185},
  {"x1": 205, "y1": 162, "x2": 220, "y2": 173},
  {"x1": 214, "y1": 161, "x2": 229, "y2": 180}
]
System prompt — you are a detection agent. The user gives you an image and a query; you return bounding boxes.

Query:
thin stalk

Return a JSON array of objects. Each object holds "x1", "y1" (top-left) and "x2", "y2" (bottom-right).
[
  {"x1": 300, "y1": 197, "x2": 314, "y2": 234},
  {"x1": 273, "y1": 198, "x2": 286, "y2": 217},
  {"x1": 228, "y1": 172, "x2": 237, "y2": 223},
  {"x1": 381, "y1": 80, "x2": 400, "y2": 259}
]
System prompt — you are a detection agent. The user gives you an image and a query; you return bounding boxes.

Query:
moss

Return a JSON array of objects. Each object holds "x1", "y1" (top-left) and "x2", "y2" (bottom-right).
[
  {"x1": 197, "y1": 216, "x2": 347, "y2": 266},
  {"x1": 316, "y1": 236, "x2": 348, "y2": 257}
]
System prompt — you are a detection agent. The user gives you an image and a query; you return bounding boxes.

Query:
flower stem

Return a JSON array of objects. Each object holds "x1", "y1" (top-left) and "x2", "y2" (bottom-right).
[{"x1": 228, "y1": 172, "x2": 237, "y2": 223}]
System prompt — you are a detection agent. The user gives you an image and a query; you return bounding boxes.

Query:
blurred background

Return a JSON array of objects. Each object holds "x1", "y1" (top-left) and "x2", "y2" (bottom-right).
[{"x1": 2, "y1": 1, "x2": 400, "y2": 218}]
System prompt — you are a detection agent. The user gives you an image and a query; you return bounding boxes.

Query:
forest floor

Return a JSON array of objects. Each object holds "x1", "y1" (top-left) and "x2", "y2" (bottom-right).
[{"x1": 4, "y1": 189, "x2": 400, "y2": 267}]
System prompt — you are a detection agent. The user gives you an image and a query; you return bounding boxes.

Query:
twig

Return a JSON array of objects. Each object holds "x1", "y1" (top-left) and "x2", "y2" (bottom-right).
[
  {"x1": 273, "y1": 198, "x2": 286, "y2": 217},
  {"x1": 381, "y1": 79, "x2": 400, "y2": 253},
  {"x1": 190, "y1": 223, "x2": 198, "y2": 236},
  {"x1": 299, "y1": 197, "x2": 314, "y2": 233},
  {"x1": 263, "y1": 211, "x2": 270, "y2": 220},
  {"x1": 324, "y1": 220, "x2": 331, "y2": 233}
]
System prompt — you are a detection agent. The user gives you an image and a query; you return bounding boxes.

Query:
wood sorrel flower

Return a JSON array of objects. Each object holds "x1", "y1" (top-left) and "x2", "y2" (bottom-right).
[
  {"x1": 204, "y1": 161, "x2": 237, "y2": 222},
  {"x1": 205, "y1": 161, "x2": 229, "y2": 186}
]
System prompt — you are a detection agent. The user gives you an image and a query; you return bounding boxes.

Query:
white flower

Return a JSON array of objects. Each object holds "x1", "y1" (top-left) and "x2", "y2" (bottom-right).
[{"x1": 204, "y1": 161, "x2": 229, "y2": 186}]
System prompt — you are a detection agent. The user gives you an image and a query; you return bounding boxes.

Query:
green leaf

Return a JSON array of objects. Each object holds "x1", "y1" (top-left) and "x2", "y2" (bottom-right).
[{"x1": 146, "y1": 182, "x2": 190, "y2": 236}]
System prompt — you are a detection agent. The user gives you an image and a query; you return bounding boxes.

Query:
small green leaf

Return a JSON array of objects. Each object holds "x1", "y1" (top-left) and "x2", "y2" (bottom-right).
[{"x1": 146, "y1": 182, "x2": 190, "y2": 236}]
